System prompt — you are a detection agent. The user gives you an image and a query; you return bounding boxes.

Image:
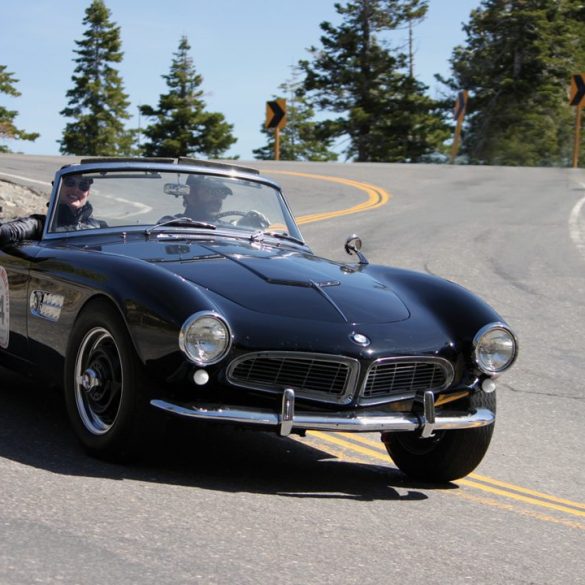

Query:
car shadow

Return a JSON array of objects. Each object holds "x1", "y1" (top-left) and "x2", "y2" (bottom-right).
[{"x1": 0, "y1": 367, "x2": 455, "y2": 502}]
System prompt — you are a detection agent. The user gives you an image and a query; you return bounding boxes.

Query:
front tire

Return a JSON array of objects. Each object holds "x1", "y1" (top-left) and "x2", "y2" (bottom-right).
[
  {"x1": 64, "y1": 300, "x2": 155, "y2": 461},
  {"x1": 382, "y1": 390, "x2": 496, "y2": 483}
]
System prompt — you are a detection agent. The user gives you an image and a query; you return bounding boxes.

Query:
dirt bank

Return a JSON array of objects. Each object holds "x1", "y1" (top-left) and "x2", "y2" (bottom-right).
[{"x1": 0, "y1": 179, "x2": 50, "y2": 219}]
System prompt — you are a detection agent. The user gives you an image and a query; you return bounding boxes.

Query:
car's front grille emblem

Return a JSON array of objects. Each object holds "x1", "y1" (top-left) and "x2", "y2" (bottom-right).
[{"x1": 350, "y1": 332, "x2": 370, "y2": 346}]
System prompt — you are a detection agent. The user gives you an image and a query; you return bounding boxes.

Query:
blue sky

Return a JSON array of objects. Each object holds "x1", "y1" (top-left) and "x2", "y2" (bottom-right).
[{"x1": 1, "y1": 0, "x2": 481, "y2": 160}]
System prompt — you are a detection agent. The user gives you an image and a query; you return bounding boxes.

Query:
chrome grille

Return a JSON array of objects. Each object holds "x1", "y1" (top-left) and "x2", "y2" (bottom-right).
[
  {"x1": 227, "y1": 352, "x2": 359, "y2": 404},
  {"x1": 359, "y1": 358, "x2": 453, "y2": 405}
]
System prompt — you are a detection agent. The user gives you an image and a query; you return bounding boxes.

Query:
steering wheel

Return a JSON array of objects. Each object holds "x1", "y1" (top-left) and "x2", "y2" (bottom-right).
[
  {"x1": 216, "y1": 210, "x2": 270, "y2": 229},
  {"x1": 216, "y1": 210, "x2": 247, "y2": 220}
]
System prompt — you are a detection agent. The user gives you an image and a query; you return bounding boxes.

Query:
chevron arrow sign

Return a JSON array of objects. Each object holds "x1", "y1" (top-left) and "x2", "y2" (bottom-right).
[
  {"x1": 265, "y1": 99, "x2": 287, "y2": 130},
  {"x1": 570, "y1": 74, "x2": 585, "y2": 107}
]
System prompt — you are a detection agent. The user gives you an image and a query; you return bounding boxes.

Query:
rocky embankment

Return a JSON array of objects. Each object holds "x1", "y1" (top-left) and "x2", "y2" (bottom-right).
[{"x1": 0, "y1": 179, "x2": 49, "y2": 220}]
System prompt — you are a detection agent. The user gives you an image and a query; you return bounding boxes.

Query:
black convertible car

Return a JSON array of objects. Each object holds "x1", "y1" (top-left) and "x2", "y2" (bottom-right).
[{"x1": 0, "y1": 158, "x2": 517, "y2": 481}]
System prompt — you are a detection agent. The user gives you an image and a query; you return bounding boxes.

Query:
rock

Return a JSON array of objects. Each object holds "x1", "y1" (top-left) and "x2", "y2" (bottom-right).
[{"x1": 0, "y1": 180, "x2": 50, "y2": 220}]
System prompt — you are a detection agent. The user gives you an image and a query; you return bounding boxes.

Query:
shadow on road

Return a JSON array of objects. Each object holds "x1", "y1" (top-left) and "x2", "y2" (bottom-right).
[{"x1": 0, "y1": 367, "x2": 455, "y2": 502}]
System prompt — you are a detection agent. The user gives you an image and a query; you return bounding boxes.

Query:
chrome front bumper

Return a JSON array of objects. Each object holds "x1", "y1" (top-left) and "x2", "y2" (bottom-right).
[{"x1": 151, "y1": 389, "x2": 494, "y2": 438}]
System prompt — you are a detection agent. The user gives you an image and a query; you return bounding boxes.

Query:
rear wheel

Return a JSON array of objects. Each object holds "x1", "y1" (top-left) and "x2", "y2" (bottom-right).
[
  {"x1": 382, "y1": 390, "x2": 496, "y2": 483},
  {"x1": 64, "y1": 300, "x2": 157, "y2": 461}
]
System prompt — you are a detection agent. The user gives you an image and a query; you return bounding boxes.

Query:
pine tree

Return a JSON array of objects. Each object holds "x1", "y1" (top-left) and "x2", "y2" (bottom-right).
[
  {"x1": 0, "y1": 65, "x2": 39, "y2": 153},
  {"x1": 139, "y1": 36, "x2": 236, "y2": 159},
  {"x1": 442, "y1": 0, "x2": 585, "y2": 166},
  {"x1": 253, "y1": 75, "x2": 338, "y2": 161},
  {"x1": 299, "y1": 0, "x2": 448, "y2": 162},
  {"x1": 59, "y1": 0, "x2": 132, "y2": 156}
]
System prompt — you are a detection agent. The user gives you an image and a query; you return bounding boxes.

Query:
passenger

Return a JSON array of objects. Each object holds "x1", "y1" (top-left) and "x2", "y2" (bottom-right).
[
  {"x1": 53, "y1": 176, "x2": 100, "y2": 231},
  {"x1": 0, "y1": 175, "x2": 101, "y2": 246}
]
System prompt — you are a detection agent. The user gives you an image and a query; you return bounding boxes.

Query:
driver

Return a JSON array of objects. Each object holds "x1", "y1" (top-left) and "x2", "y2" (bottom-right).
[
  {"x1": 166, "y1": 175, "x2": 270, "y2": 228},
  {"x1": 183, "y1": 175, "x2": 232, "y2": 222}
]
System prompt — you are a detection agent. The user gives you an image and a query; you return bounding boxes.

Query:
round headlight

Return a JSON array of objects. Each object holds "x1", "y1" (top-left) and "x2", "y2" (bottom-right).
[
  {"x1": 473, "y1": 323, "x2": 517, "y2": 374},
  {"x1": 179, "y1": 311, "x2": 231, "y2": 365}
]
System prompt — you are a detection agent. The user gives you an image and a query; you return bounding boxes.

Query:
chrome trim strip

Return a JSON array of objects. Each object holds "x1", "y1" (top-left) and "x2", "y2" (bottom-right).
[
  {"x1": 226, "y1": 351, "x2": 361, "y2": 405},
  {"x1": 358, "y1": 356, "x2": 455, "y2": 406},
  {"x1": 150, "y1": 398, "x2": 494, "y2": 434}
]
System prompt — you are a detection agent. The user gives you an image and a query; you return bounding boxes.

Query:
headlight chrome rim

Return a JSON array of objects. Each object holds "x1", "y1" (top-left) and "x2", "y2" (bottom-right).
[
  {"x1": 473, "y1": 322, "x2": 518, "y2": 375},
  {"x1": 179, "y1": 311, "x2": 232, "y2": 366}
]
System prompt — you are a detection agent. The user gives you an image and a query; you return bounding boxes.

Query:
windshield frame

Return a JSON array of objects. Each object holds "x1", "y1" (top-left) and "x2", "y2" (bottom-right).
[{"x1": 43, "y1": 161, "x2": 305, "y2": 244}]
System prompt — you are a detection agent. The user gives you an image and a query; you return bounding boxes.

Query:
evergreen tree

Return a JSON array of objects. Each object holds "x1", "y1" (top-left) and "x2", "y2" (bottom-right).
[
  {"x1": 0, "y1": 65, "x2": 39, "y2": 153},
  {"x1": 253, "y1": 75, "x2": 338, "y2": 161},
  {"x1": 442, "y1": 0, "x2": 585, "y2": 166},
  {"x1": 299, "y1": 0, "x2": 448, "y2": 162},
  {"x1": 59, "y1": 0, "x2": 132, "y2": 155},
  {"x1": 139, "y1": 36, "x2": 236, "y2": 159}
]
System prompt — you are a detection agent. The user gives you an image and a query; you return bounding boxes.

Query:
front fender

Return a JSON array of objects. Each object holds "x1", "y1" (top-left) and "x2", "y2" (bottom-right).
[
  {"x1": 364, "y1": 264, "x2": 507, "y2": 343},
  {"x1": 28, "y1": 246, "x2": 218, "y2": 368}
]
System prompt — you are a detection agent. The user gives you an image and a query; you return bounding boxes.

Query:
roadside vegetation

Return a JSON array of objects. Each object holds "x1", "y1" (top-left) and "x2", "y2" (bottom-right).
[
  {"x1": 2, "y1": 0, "x2": 585, "y2": 165},
  {"x1": 0, "y1": 66, "x2": 39, "y2": 153}
]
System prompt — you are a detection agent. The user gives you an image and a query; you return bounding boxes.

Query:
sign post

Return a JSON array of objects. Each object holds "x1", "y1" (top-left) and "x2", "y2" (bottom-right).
[
  {"x1": 265, "y1": 99, "x2": 287, "y2": 161},
  {"x1": 569, "y1": 74, "x2": 585, "y2": 168},
  {"x1": 450, "y1": 90, "x2": 468, "y2": 164}
]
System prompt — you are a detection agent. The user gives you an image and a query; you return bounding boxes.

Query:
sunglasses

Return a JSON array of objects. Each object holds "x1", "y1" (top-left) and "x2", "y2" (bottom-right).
[{"x1": 63, "y1": 177, "x2": 92, "y2": 191}]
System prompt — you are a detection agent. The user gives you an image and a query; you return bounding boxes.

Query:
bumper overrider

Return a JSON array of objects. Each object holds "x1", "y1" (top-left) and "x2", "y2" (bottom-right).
[{"x1": 151, "y1": 388, "x2": 494, "y2": 438}]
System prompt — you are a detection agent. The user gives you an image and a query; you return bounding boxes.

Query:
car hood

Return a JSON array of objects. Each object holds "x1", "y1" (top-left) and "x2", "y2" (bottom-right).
[
  {"x1": 90, "y1": 237, "x2": 410, "y2": 324},
  {"x1": 168, "y1": 241, "x2": 409, "y2": 324}
]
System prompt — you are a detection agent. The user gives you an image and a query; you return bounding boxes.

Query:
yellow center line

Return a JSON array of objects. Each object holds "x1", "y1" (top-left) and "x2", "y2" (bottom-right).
[
  {"x1": 467, "y1": 473, "x2": 585, "y2": 511},
  {"x1": 261, "y1": 169, "x2": 391, "y2": 225},
  {"x1": 454, "y1": 492, "x2": 585, "y2": 531},
  {"x1": 457, "y1": 479, "x2": 585, "y2": 519},
  {"x1": 310, "y1": 430, "x2": 390, "y2": 461},
  {"x1": 337, "y1": 432, "x2": 585, "y2": 512},
  {"x1": 306, "y1": 431, "x2": 585, "y2": 521}
]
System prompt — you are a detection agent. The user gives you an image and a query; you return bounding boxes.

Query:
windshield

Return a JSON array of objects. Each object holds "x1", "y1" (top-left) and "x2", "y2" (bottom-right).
[{"x1": 47, "y1": 169, "x2": 302, "y2": 240}]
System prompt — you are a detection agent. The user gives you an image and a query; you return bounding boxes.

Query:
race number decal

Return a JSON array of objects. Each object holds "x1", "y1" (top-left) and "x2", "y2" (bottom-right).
[{"x1": 0, "y1": 266, "x2": 9, "y2": 348}]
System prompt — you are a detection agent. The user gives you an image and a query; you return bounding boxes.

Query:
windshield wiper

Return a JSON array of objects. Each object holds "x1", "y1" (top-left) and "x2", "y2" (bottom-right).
[
  {"x1": 250, "y1": 230, "x2": 305, "y2": 246},
  {"x1": 145, "y1": 216, "x2": 217, "y2": 235}
]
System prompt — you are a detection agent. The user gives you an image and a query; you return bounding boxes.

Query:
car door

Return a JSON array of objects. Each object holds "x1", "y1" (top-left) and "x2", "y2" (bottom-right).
[{"x1": 0, "y1": 242, "x2": 41, "y2": 364}]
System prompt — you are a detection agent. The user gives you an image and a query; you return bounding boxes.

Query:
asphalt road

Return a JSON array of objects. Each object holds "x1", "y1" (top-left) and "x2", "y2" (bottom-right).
[{"x1": 0, "y1": 154, "x2": 584, "y2": 585}]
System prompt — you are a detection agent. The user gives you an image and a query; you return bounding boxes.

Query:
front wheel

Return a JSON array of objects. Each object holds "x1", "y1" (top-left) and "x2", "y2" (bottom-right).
[
  {"x1": 382, "y1": 390, "x2": 496, "y2": 483},
  {"x1": 64, "y1": 300, "x2": 157, "y2": 461}
]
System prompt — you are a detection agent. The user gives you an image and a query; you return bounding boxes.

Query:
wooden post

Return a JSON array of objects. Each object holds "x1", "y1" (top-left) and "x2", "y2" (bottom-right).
[
  {"x1": 275, "y1": 128, "x2": 281, "y2": 161},
  {"x1": 450, "y1": 116, "x2": 464, "y2": 164},
  {"x1": 573, "y1": 106, "x2": 582, "y2": 168},
  {"x1": 450, "y1": 90, "x2": 468, "y2": 164}
]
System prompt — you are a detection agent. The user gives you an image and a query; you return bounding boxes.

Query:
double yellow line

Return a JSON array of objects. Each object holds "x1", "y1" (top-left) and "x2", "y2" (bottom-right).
[
  {"x1": 302, "y1": 431, "x2": 585, "y2": 529},
  {"x1": 263, "y1": 169, "x2": 390, "y2": 225}
]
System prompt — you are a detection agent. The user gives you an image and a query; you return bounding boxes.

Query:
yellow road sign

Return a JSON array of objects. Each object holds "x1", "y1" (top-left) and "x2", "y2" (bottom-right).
[
  {"x1": 265, "y1": 99, "x2": 287, "y2": 130},
  {"x1": 570, "y1": 74, "x2": 585, "y2": 107}
]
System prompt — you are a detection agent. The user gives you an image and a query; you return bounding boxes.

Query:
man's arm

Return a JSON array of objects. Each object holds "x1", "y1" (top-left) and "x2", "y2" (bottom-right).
[{"x1": 0, "y1": 214, "x2": 46, "y2": 246}]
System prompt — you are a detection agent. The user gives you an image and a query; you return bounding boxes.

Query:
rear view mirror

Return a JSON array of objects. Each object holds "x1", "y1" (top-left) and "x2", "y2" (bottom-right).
[{"x1": 164, "y1": 183, "x2": 190, "y2": 197}]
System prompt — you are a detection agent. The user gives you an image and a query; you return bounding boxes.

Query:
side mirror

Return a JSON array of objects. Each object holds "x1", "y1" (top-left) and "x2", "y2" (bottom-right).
[{"x1": 344, "y1": 234, "x2": 368, "y2": 265}]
